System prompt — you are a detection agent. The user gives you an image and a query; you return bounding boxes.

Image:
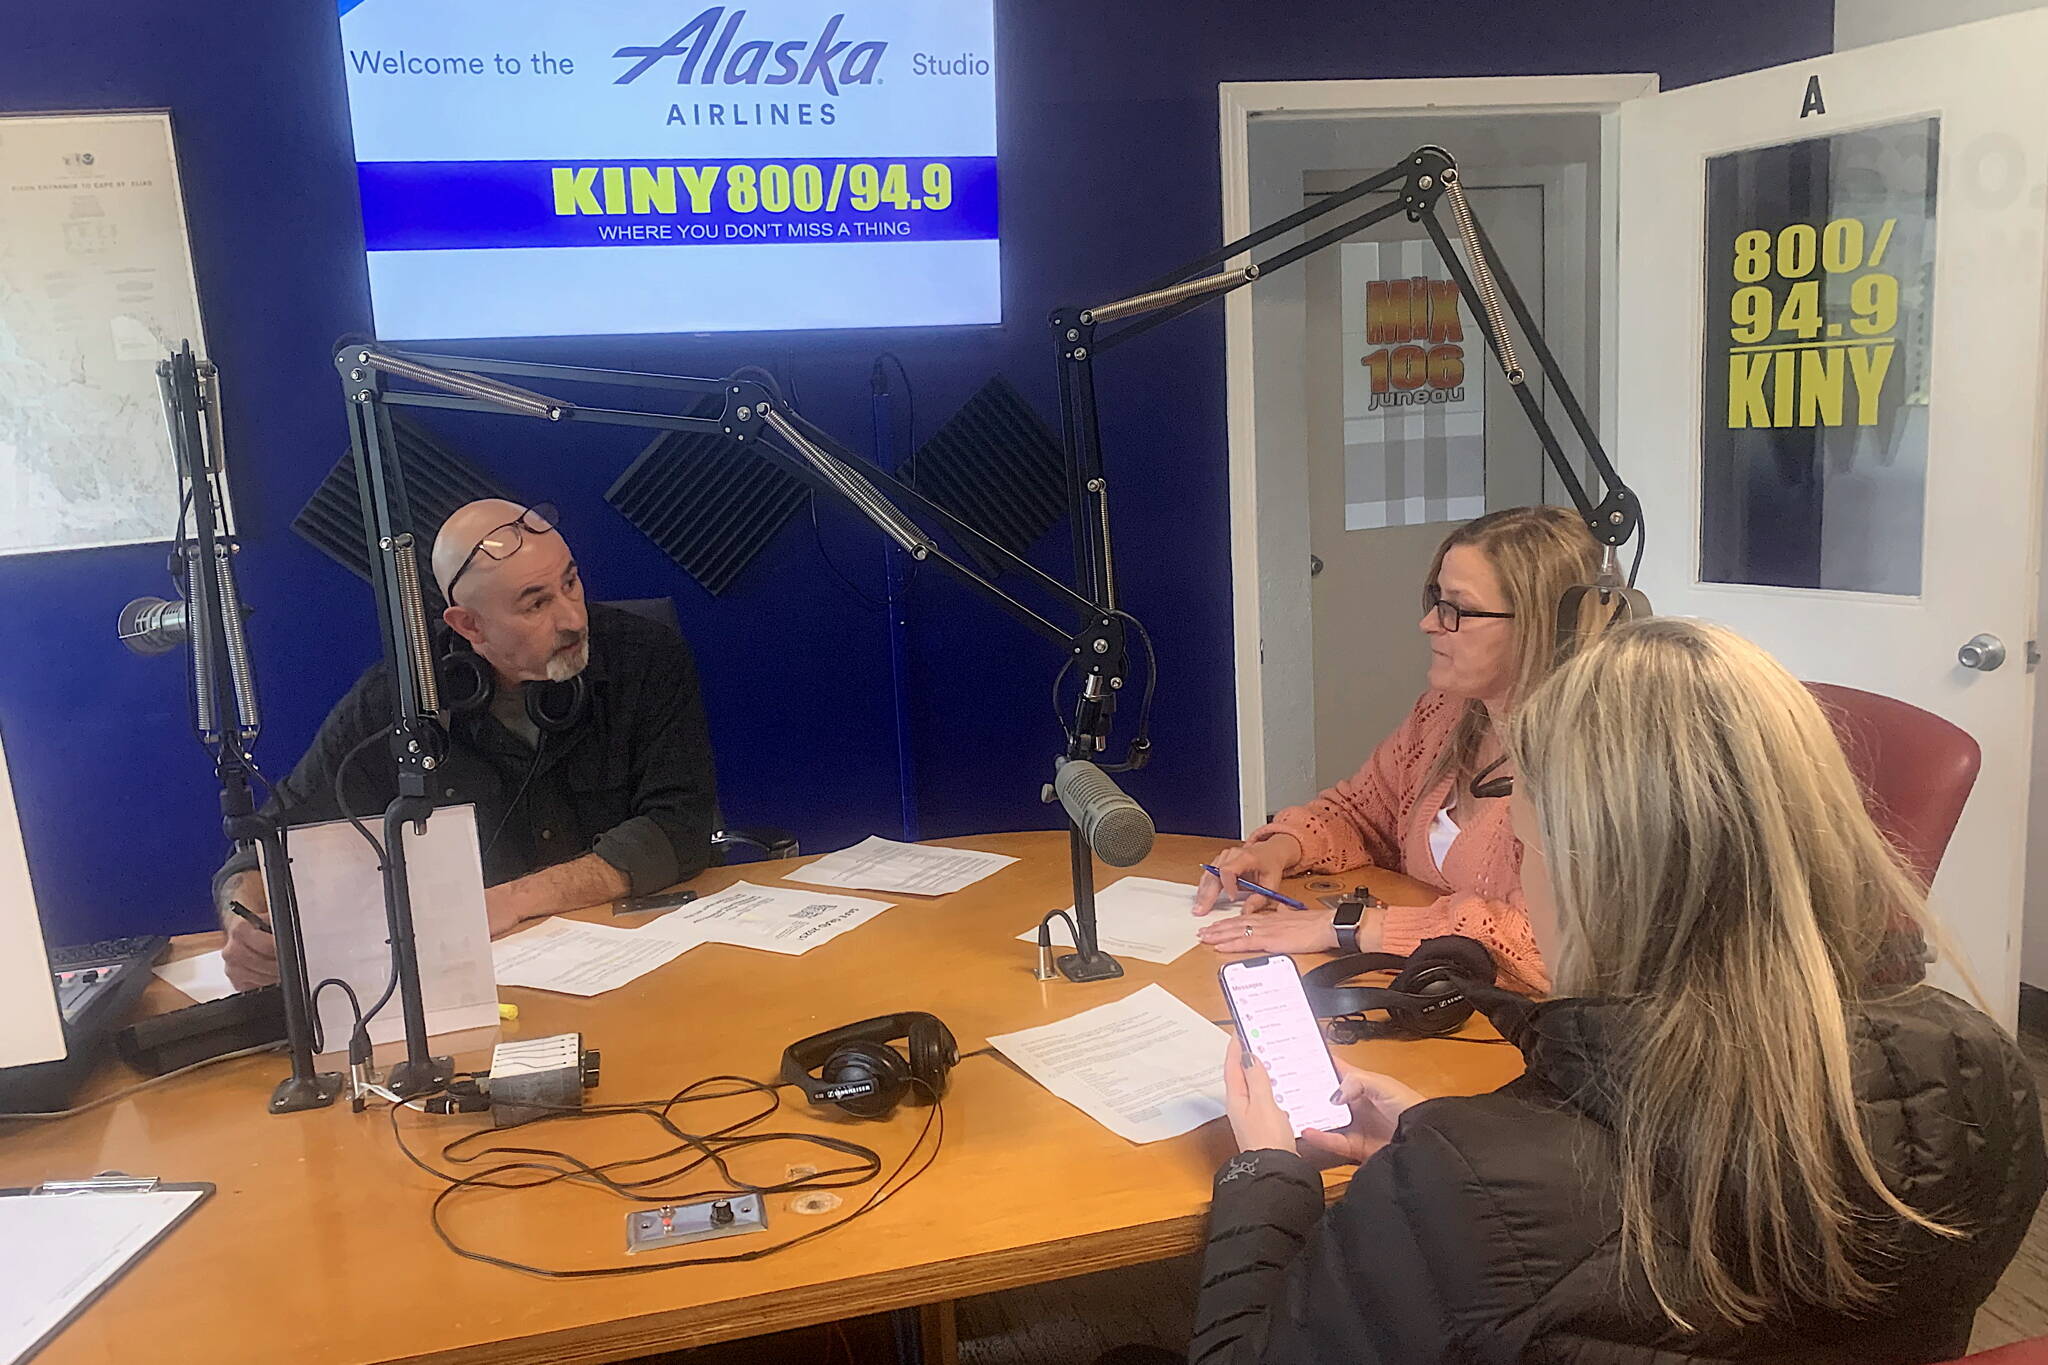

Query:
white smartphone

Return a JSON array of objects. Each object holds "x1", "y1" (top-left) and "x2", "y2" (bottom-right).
[{"x1": 1219, "y1": 955, "x2": 1351, "y2": 1136}]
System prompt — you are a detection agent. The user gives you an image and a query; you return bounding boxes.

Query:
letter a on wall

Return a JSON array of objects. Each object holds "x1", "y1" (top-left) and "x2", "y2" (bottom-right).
[{"x1": 1801, "y1": 74, "x2": 1826, "y2": 118}]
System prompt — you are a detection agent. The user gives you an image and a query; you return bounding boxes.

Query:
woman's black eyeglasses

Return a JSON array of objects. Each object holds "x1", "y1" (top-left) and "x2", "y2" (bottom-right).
[
  {"x1": 1425, "y1": 583, "x2": 1515, "y2": 633},
  {"x1": 445, "y1": 503, "x2": 560, "y2": 606}
]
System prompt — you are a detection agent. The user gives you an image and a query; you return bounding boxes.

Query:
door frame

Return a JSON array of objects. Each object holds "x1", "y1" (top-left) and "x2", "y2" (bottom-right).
[{"x1": 1219, "y1": 74, "x2": 1658, "y2": 832}]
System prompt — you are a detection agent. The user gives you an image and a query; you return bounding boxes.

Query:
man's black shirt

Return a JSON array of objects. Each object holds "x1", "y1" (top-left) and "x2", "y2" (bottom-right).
[{"x1": 217, "y1": 604, "x2": 717, "y2": 897}]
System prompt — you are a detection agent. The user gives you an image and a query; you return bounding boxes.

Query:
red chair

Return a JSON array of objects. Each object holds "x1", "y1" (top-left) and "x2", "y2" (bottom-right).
[
  {"x1": 1806, "y1": 682, "x2": 1982, "y2": 887},
  {"x1": 1803, "y1": 688, "x2": 1999, "y2": 1362}
]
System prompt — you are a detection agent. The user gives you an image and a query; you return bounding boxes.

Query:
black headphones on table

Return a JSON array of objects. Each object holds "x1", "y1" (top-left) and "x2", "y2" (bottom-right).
[
  {"x1": 437, "y1": 628, "x2": 589, "y2": 734},
  {"x1": 782, "y1": 1013, "x2": 959, "y2": 1119},
  {"x1": 1303, "y1": 935, "x2": 1496, "y2": 1044}
]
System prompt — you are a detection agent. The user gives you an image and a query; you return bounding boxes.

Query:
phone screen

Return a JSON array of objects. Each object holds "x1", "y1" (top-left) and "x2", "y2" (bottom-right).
[{"x1": 1220, "y1": 956, "x2": 1351, "y2": 1136}]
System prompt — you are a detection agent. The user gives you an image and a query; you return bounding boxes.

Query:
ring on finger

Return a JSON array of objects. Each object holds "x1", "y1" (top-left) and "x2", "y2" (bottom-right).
[{"x1": 1243, "y1": 924, "x2": 1253, "y2": 938}]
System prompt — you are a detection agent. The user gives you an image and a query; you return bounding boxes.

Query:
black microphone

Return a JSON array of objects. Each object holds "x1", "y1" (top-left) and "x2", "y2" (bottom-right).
[{"x1": 1050, "y1": 758, "x2": 1156, "y2": 867}]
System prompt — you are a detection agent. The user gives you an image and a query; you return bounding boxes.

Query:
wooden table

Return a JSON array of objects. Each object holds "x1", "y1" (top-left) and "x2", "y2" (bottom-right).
[{"x1": 0, "y1": 832, "x2": 1522, "y2": 1365}]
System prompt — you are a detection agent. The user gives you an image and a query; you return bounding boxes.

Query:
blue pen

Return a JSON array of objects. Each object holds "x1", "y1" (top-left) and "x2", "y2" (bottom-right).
[{"x1": 1200, "y1": 864, "x2": 1309, "y2": 911}]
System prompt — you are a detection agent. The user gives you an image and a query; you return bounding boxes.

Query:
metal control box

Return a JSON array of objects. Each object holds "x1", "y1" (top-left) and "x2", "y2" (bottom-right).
[{"x1": 626, "y1": 1194, "x2": 769, "y2": 1252}]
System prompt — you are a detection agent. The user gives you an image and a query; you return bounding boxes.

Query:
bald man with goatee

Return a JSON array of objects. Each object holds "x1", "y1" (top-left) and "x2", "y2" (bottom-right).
[{"x1": 215, "y1": 499, "x2": 718, "y2": 990}]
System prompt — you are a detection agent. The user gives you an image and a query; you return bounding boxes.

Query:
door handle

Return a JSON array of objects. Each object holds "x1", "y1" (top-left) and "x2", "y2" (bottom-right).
[
  {"x1": 1309, "y1": 554, "x2": 1325, "y2": 579},
  {"x1": 1958, "y1": 634, "x2": 2007, "y2": 672}
]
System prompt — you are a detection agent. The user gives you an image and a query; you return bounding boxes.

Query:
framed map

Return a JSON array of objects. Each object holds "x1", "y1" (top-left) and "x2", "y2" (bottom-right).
[{"x1": 0, "y1": 111, "x2": 209, "y2": 555}]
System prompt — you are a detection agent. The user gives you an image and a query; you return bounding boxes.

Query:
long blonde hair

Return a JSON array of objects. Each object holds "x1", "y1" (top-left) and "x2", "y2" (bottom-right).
[
  {"x1": 1504, "y1": 618, "x2": 1957, "y2": 1331},
  {"x1": 1421, "y1": 505, "x2": 1601, "y2": 794}
]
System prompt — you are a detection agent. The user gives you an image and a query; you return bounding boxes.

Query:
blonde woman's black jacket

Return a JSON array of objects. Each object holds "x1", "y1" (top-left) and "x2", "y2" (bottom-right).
[{"x1": 1191, "y1": 987, "x2": 2044, "y2": 1365}]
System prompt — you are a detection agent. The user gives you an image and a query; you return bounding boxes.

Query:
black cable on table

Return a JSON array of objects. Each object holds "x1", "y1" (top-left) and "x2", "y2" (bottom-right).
[
  {"x1": 0, "y1": 1043, "x2": 286, "y2": 1122},
  {"x1": 385, "y1": 1067, "x2": 956, "y2": 1278}
]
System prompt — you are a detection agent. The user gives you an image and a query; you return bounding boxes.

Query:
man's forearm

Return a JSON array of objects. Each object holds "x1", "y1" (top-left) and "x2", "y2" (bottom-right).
[{"x1": 487, "y1": 853, "x2": 632, "y2": 935}]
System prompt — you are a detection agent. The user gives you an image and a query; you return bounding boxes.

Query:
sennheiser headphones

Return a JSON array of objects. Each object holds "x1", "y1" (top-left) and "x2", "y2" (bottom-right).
[
  {"x1": 437, "y1": 628, "x2": 589, "y2": 735},
  {"x1": 1303, "y1": 935, "x2": 1496, "y2": 1044},
  {"x1": 782, "y1": 1013, "x2": 959, "y2": 1119}
]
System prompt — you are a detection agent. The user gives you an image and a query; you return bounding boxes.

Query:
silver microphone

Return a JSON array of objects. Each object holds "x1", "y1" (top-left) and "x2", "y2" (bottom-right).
[
  {"x1": 1051, "y1": 758, "x2": 1157, "y2": 867},
  {"x1": 1555, "y1": 547, "x2": 1654, "y2": 660},
  {"x1": 117, "y1": 596, "x2": 189, "y2": 656},
  {"x1": 118, "y1": 586, "x2": 261, "y2": 735}
]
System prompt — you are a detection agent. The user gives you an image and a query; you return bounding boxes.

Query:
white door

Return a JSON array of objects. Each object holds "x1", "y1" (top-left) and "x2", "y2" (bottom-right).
[{"x1": 1618, "y1": 11, "x2": 2048, "y2": 1019}]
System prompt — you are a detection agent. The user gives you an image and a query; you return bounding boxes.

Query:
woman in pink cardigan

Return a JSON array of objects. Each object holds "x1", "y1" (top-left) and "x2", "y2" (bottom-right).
[{"x1": 1193, "y1": 505, "x2": 1601, "y2": 994}]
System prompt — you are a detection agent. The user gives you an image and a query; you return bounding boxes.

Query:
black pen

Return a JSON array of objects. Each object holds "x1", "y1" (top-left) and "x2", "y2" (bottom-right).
[
  {"x1": 227, "y1": 900, "x2": 273, "y2": 935},
  {"x1": 613, "y1": 888, "x2": 702, "y2": 917}
]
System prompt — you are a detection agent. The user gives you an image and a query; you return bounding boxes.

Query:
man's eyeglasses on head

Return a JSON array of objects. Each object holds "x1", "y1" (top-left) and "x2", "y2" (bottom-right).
[{"x1": 445, "y1": 503, "x2": 559, "y2": 606}]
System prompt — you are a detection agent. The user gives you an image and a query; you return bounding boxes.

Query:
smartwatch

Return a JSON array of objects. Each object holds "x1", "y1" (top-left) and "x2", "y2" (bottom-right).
[{"x1": 1331, "y1": 888, "x2": 1382, "y2": 955}]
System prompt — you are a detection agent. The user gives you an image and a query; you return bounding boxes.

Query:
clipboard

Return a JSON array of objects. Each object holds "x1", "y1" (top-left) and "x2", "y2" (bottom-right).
[{"x1": 0, "y1": 1174, "x2": 215, "y2": 1365}]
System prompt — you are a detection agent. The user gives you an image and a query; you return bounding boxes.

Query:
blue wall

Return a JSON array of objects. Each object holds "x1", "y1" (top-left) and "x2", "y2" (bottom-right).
[{"x1": 0, "y1": 1, "x2": 1832, "y2": 943}]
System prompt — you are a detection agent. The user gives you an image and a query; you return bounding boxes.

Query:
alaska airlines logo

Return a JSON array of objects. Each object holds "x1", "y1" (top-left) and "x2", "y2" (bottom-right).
[{"x1": 613, "y1": 8, "x2": 886, "y2": 94}]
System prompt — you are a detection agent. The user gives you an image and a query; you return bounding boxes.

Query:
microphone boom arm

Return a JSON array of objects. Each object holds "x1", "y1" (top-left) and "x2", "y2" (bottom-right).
[
  {"x1": 338, "y1": 343, "x2": 1139, "y2": 1030},
  {"x1": 1058, "y1": 145, "x2": 1642, "y2": 560},
  {"x1": 155, "y1": 344, "x2": 340, "y2": 1114}
]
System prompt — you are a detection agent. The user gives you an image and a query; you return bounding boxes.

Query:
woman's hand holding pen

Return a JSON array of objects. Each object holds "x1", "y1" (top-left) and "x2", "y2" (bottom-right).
[
  {"x1": 1194, "y1": 836, "x2": 1342, "y2": 958},
  {"x1": 1192, "y1": 838, "x2": 1299, "y2": 915}
]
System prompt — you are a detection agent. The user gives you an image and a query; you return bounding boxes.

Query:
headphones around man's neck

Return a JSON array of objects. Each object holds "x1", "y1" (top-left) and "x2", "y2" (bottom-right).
[
  {"x1": 1303, "y1": 935, "x2": 1497, "y2": 1043},
  {"x1": 437, "y1": 628, "x2": 589, "y2": 735}
]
